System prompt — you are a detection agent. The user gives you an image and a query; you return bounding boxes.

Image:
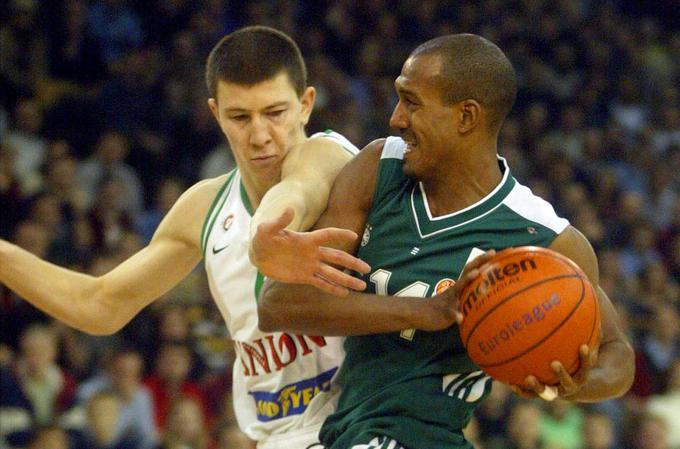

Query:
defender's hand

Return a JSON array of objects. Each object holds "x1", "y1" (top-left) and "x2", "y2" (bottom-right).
[
  {"x1": 511, "y1": 344, "x2": 598, "y2": 401},
  {"x1": 250, "y1": 209, "x2": 371, "y2": 296}
]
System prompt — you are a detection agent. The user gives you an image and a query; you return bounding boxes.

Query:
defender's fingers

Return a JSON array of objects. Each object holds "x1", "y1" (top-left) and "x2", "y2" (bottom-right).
[
  {"x1": 319, "y1": 247, "x2": 371, "y2": 273},
  {"x1": 310, "y1": 274, "x2": 350, "y2": 297},
  {"x1": 310, "y1": 228, "x2": 359, "y2": 246},
  {"x1": 317, "y1": 264, "x2": 367, "y2": 291}
]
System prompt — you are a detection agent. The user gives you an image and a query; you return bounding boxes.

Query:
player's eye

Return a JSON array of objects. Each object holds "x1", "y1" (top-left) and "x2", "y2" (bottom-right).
[
  {"x1": 267, "y1": 109, "x2": 285, "y2": 118},
  {"x1": 231, "y1": 115, "x2": 249, "y2": 122}
]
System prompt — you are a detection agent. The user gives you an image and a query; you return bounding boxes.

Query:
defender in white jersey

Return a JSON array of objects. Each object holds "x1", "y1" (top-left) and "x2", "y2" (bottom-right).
[
  {"x1": 0, "y1": 27, "x2": 367, "y2": 448},
  {"x1": 202, "y1": 131, "x2": 358, "y2": 446}
]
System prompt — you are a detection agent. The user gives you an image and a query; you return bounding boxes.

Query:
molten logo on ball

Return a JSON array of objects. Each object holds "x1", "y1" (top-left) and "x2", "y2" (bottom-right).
[{"x1": 461, "y1": 258, "x2": 538, "y2": 316}]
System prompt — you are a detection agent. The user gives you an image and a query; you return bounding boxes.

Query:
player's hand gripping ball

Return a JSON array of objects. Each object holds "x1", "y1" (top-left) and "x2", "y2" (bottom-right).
[{"x1": 458, "y1": 247, "x2": 601, "y2": 387}]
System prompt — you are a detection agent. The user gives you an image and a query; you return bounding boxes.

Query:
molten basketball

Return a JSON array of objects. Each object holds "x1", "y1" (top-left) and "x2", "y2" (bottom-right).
[{"x1": 458, "y1": 246, "x2": 601, "y2": 386}]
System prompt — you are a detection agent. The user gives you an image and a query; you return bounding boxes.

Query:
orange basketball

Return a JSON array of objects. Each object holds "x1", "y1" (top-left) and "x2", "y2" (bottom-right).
[{"x1": 458, "y1": 246, "x2": 601, "y2": 386}]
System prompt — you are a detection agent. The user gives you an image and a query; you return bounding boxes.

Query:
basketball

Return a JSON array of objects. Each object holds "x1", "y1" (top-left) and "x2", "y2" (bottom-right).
[{"x1": 458, "y1": 246, "x2": 601, "y2": 386}]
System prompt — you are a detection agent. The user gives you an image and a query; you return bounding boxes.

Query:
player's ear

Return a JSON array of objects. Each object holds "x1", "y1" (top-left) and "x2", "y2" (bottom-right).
[
  {"x1": 458, "y1": 99, "x2": 481, "y2": 134},
  {"x1": 208, "y1": 98, "x2": 220, "y2": 122},
  {"x1": 300, "y1": 86, "x2": 316, "y2": 126}
]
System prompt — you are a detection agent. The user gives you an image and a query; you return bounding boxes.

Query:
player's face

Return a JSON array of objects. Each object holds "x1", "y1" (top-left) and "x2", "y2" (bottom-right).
[
  {"x1": 389, "y1": 55, "x2": 460, "y2": 180},
  {"x1": 208, "y1": 72, "x2": 315, "y2": 180}
]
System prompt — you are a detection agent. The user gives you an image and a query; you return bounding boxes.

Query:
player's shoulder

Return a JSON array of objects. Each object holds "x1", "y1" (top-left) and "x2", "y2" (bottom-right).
[
  {"x1": 308, "y1": 129, "x2": 360, "y2": 155},
  {"x1": 182, "y1": 173, "x2": 234, "y2": 206},
  {"x1": 159, "y1": 172, "x2": 236, "y2": 246}
]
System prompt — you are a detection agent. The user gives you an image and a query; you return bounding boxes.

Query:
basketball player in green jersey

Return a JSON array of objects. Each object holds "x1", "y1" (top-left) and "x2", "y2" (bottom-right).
[
  {"x1": 0, "y1": 26, "x2": 370, "y2": 448},
  {"x1": 255, "y1": 34, "x2": 635, "y2": 449}
]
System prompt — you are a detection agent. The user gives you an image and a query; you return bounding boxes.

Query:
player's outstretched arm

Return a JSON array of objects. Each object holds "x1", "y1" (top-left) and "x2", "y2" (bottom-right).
[
  {"x1": 249, "y1": 135, "x2": 370, "y2": 293},
  {"x1": 257, "y1": 140, "x2": 484, "y2": 335},
  {"x1": 0, "y1": 179, "x2": 217, "y2": 335},
  {"x1": 516, "y1": 226, "x2": 635, "y2": 402}
]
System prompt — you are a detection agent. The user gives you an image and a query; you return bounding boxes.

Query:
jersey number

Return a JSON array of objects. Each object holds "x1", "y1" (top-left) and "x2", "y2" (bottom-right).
[
  {"x1": 369, "y1": 269, "x2": 429, "y2": 341},
  {"x1": 368, "y1": 248, "x2": 485, "y2": 341}
]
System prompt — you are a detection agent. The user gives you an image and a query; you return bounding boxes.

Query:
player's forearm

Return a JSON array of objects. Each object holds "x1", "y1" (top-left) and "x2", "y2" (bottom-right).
[
  {"x1": 250, "y1": 182, "x2": 311, "y2": 240},
  {"x1": 0, "y1": 241, "x2": 116, "y2": 334},
  {"x1": 566, "y1": 338, "x2": 635, "y2": 402},
  {"x1": 258, "y1": 281, "x2": 437, "y2": 336}
]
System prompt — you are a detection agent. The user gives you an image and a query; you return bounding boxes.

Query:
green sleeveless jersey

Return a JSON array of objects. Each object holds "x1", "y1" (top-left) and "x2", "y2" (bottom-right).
[{"x1": 320, "y1": 137, "x2": 569, "y2": 449}]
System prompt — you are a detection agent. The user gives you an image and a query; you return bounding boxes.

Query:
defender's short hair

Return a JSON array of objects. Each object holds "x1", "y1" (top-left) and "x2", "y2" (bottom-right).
[
  {"x1": 206, "y1": 26, "x2": 307, "y2": 99},
  {"x1": 411, "y1": 34, "x2": 517, "y2": 130}
]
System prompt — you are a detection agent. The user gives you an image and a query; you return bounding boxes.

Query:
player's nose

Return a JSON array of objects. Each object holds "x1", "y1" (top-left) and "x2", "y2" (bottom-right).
[
  {"x1": 389, "y1": 102, "x2": 408, "y2": 129},
  {"x1": 249, "y1": 117, "x2": 273, "y2": 147}
]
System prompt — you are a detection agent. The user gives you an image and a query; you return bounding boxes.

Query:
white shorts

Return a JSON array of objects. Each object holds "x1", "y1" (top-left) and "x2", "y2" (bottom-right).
[{"x1": 257, "y1": 424, "x2": 323, "y2": 449}]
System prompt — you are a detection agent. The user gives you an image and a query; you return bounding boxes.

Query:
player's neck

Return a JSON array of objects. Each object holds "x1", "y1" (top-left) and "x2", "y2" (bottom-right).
[{"x1": 421, "y1": 146, "x2": 502, "y2": 217}]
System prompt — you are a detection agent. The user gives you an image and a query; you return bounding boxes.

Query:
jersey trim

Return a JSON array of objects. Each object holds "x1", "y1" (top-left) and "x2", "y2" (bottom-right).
[
  {"x1": 239, "y1": 181, "x2": 255, "y2": 216},
  {"x1": 411, "y1": 158, "x2": 516, "y2": 238},
  {"x1": 317, "y1": 130, "x2": 361, "y2": 156},
  {"x1": 501, "y1": 183, "x2": 570, "y2": 234},
  {"x1": 200, "y1": 170, "x2": 237, "y2": 255},
  {"x1": 381, "y1": 136, "x2": 406, "y2": 160}
]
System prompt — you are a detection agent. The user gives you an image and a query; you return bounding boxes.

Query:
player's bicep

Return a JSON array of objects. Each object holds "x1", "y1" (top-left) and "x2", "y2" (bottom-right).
[
  {"x1": 98, "y1": 234, "x2": 200, "y2": 311},
  {"x1": 313, "y1": 139, "x2": 384, "y2": 254},
  {"x1": 95, "y1": 182, "x2": 209, "y2": 326}
]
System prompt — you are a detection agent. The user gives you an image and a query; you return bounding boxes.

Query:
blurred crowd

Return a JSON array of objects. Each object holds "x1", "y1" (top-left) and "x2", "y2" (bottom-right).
[{"x1": 0, "y1": 0, "x2": 679, "y2": 448}]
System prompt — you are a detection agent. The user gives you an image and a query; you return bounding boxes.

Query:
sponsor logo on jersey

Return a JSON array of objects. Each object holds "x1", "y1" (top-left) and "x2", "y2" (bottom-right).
[
  {"x1": 249, "y1": 367, "x2": 337, "y2": 422},
  {"x1": 361, "y1": 224, "x2": 372, "y2": 247},
  {"x1": 435, "y1": 278, "x2": 455, "y2": 294},
  {"x1": 223, "y1": 213, "x2": 234, "y2": 230},
  {"x1": 233, "y1": 334, "x2": 330, "y2": 377}
]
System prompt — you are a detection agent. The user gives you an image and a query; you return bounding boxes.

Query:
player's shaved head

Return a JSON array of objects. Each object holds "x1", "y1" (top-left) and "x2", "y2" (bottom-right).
[
  {"x1": 206, "y1": 26, "x2": 307, "y2": 99},
  {"x1": 410, "y1": 34, "x2": 517, "y2": 130}
]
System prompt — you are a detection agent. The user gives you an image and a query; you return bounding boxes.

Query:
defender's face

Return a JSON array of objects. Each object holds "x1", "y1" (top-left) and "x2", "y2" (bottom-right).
[
  {"x1": 389, "y1": 55, "x2": 459, "y2": 180},
  {"x1": 209, "y1": 72, "x2": 314, "y2": 180}
]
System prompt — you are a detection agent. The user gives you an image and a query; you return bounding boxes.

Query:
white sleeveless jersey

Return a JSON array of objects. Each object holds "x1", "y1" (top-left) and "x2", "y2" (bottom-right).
[{"x1": 201, "y1": 131, "x2": 359, "y2": 444}]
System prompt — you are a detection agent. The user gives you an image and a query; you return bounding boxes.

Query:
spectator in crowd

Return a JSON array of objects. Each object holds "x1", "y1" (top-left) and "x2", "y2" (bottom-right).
[
  {"x1": 135, "y1": 177, "x2": 185, "y2": 244},
  {"x1": 144, "y1": 342, "x2": 208, "y2": 431},
  {"x1": 76, "y1": 348, "x2": 157, "y2": 449},
  {"x1": 156, "y1": 396, "x2": 209, "y2": 449},
  {"x1": 27, "y1": 426, "x2": 70, "y2": 449},
  {"x1": 0, "y1": 324, "x2": 76, "y2": 447},
  {"x1": 0, "y1": 0, "x2": 46, "y2": 102},
  {"x1": 506, "y1": 401, "x2": 545, "y2": 449},
  {"x1": 646, "y1": 359, "x2": 680, "y2": 449},
  {"x1": 71, "y1": 391, "x2": 139, "y2": 449},
  {"x1": 77, "y1": 131, "x2": 144, "y2": 217},
  {"x1": 211, "y1": 422, "x2": 255, "y2": 449},
  {"x1": 582, "y1": 411, "x2": 618, "y2": 449},
  {"x1": 623, "y1": 413, "x2": 671, "y2": 449},
  {"x1": 633, "y1": 303, "x2": 680, "y2": 396},
  {"x1": 539, "y1": 401, "x2": 584, "y2": 449},
  {"x1": 4, "y1": 98, "x2": 47, "y2": 194}
]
